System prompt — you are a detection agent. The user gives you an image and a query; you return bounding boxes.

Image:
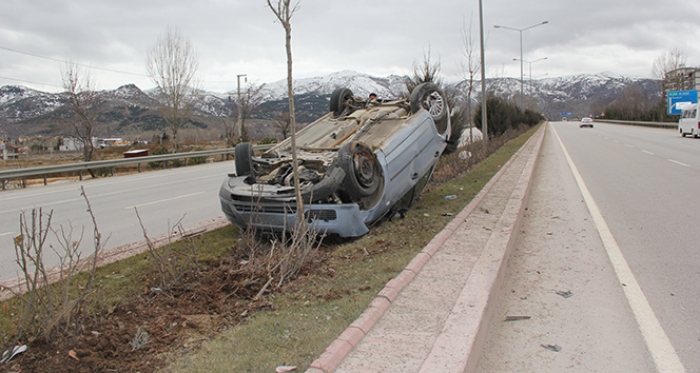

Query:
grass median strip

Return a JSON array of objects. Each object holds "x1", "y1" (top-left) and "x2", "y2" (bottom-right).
[
  {"x1": 166, "y1": 125, "x2": 539, "y2": 373},
  {"x1": 0, "y1": 125, "x2": 538, "y2": 373}
]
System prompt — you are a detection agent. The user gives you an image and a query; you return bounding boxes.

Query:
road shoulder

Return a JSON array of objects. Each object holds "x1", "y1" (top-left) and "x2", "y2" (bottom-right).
[{"x1": 475, "y1": 123, "x2": 656, "y2": 372}]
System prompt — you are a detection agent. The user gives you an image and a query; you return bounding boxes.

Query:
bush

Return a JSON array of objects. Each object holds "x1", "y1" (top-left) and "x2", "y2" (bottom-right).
[
  {"x1": 190, "y1": 147, "x2": 206, "y2": 165},
  {"x1": 258, "y1": 137, "x2": 278, "y2": 145},
  {"x1": 148, "y1": 146, "x2": 170, "y2": 169},
  {"x1": 474, "y1": 95, "x2": 541, "y2": 138}
]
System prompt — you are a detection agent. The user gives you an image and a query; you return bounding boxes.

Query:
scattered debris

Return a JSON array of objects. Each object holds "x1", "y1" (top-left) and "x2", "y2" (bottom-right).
[
  {"x1": 276, "y1": 365, "x2": 298, "y2": 373},
  {"x1": 0, "y1": 345, "x2": 27, "y2": 364},
  {"x1": 444, "y1": 195, "x2": 457, "y2": 200},
  {"x1": 423, "y1": 213, "x2": 430, "y2": 217},
  {"x1": 129, "y1": 326, "x2": 151, "y2": 351},
  {"x1": 541, "y1": 344, "x2": 562, "y2": 352},
  {"x1": 556, "y1": 290, "x2": 573, "y2": 298},
  {"x1": 68, "y1": 349, "x2": 80, "y2": 361},
  {"x1": 441, "y1": 213, "x2": 454, "y2": 216},
  {"x1": 505, "y1": 315, "x2": 531, "y2": 321}
]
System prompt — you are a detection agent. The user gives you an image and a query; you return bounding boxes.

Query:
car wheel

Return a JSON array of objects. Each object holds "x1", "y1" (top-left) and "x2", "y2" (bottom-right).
[
  {"x1": 410, "y1": 83, "x2": 447, "y2": 121},
  {"x1": 410, "y1": 82, "x2": 448, "y2": 133},
  {"x1": 330, "y1": 88, "x2": 354, "y2": 117},
  {"x1": 234, "y1": 142, "x2": 255, "y2": 178},
  {"x1": 337, "y1": 141, "x2": 382, "y2": 200},
  {"x1": 681, "y1": 129, "x2": 686, "y2": 137}
]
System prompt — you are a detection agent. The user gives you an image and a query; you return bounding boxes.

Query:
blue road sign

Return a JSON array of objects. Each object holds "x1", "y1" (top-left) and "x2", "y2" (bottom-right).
[{"x1": 667, "y1": 90, "x2": 698, "y2": 115}]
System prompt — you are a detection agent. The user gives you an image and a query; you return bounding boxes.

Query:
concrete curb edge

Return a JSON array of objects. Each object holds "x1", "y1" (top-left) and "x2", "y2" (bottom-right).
[{"x1": 306, "y1": 124, "x2": 547, "y2": 373}]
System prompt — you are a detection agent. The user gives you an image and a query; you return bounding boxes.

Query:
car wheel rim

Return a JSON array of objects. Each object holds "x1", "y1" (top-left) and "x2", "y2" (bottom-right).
[
  {"x1": 353, "y1": 152, "x2": 376, "y2": 187},
  {"x1": 423, "y1": 91, "x2": 445, "y2": 118}
]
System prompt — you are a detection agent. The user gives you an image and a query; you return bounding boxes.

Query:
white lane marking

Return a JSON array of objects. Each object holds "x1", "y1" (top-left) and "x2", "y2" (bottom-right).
[
  {"x1": 125, "y1": 192, "x2": 204, "y2": 209},
  {"x1": 0, "y1": 173, "x2": 222, "y2": 215},
  {"x1": 0, "y1": 166, "x2": 225, "y2": 203},
  {"x1": 0, "y1": 232, "x2": 14, "y2": 237},
  {"x1": 613, "y1": 139, "x2": 620, "y2": 143},
  {"x1": 551, "y1": 125, "x2": 686, "y2": 373},
  {"x1": 668, "y1": 159, "x2": 690, "y2": 167},
  {"x1": 625, "y1": 143, "x2": 634, "y2": 148},
  {"x1": 642, "y1": 150, "x2": 655, "y2": 156}
]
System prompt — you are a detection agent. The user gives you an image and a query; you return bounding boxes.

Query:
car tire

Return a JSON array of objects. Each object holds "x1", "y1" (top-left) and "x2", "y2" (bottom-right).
[
  {"x1": 330, "y1": 88, "x2": 354, "y2": 117},
  {"x1": 234, "y1": 142, "x2": 255, "y2": 178},
  {"x1": 337, "y1": 141, "x2": 381, "y2": 200},
  {"x1": 410, "y1": 83, "x2": 447, "y2": 123}
]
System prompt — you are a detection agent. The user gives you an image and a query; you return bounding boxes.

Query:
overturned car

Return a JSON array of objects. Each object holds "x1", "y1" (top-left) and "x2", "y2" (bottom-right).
[{"x1": 219, "y1": 82, "x2": 451, "y2": 237}]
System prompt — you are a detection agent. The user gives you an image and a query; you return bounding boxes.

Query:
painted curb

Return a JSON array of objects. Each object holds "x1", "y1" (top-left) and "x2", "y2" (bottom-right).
[
  {"x1": 305, "y1": 124, "x2": 547, "y2": 373},
  {"x1": 419, "y1": 124, "x2": 545, "y2": 373}
]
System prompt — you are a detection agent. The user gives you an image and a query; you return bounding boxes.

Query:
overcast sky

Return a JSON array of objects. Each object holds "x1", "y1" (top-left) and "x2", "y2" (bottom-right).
[{"x1": 1, "y1": 0, "x2": 699, "y2": 94}]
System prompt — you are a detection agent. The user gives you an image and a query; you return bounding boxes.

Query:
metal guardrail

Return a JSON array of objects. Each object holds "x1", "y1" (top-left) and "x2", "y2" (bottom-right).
[
  {"x1": 0, "y1": 144, "x2": 275, "y2": 189},
  {"x1": 594, "y1": 119, "x2": 677, "y2": 129}
]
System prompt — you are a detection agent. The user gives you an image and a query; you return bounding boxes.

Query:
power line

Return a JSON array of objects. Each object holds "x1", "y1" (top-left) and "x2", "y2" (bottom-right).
[
  {"x1": 0, "y1": 45, "x2": 149, "y2": 77},
  {"x1": 0, "y1": 44, "x2": 241, "y2": 85},
  {"x1": 0, "y1": 75, "x2": 62, "y2": 89}
]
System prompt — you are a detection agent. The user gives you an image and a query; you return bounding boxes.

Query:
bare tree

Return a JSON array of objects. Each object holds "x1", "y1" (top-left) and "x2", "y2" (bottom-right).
[
  {"x1": 652, "y1": 48, "x2": 687, "y2": 80},
  {"x1": 146, "y1": 27, "x2": 200, "y2": 152},
  {"x1": 652, "y1": 48, "x2": 688, "y2": 100},
  {"x1": 404, "y1": 47, "x2": 443, "y2": 95},
  {"x1": 460, "y1": 16, "x2": 481, "y2": 145},
  {"x1": 267, "y1": 0, "x2": 304, "y2": 218},
  {"x1": 237, "y1": 82, "x2": 266, "y2": 142},
  {"x1": 62, "y1": 61, "x2": 99, "y2": 163},
  {"x1": 221, "y1": 95, "x2": 237, "y2": 146},
  {"x1": 272, "y1": 110, "x2": 292, "y2": 140}
]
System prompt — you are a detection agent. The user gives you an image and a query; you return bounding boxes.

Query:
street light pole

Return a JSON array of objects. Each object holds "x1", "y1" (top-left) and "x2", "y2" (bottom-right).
[
  {"x1": 236, "y1": 74, "x2": 247, "y2": 141},
  {"x1": 494, "y1": 21, "x2": 548, "y2": 108},
  {"x1": 513, "y1": 57, "x2": 547, "y2": 96},
  {"x1": 479, "y1": 0, "x2": 488, "y2": 147}
]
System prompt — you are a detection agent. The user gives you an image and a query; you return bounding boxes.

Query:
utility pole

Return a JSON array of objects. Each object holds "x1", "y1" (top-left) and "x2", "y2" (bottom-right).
[
  {"x1": 236, "y1": 74, "x2": 247, "y2": 141},
  {"x1": 479, "y1": 0, "x2": 488, "y2": 147}
]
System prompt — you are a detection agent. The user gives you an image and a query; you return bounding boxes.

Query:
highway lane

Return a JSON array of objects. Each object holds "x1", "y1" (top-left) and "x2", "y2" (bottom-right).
[
  {"x1": 0, "y1": 160, "x2": 235, "y2": 282},
  {"x1": 553, "y1": 121, "x2": 700, "y2": 371}
]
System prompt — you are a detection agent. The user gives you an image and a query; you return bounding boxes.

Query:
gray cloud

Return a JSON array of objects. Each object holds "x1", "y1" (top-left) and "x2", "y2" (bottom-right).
[{"x1": 1, "y1": 0, "x2": 698, "y2": 93}]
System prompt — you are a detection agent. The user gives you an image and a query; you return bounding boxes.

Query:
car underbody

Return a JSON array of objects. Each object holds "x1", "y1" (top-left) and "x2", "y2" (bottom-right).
[{"x1": 219, "y1": 83, "x2": 451, "y2": 237}]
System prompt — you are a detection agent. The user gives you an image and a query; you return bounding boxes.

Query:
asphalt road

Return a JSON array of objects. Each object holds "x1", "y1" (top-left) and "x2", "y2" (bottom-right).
[
  {"x1": 549, "y1": 121, "x2": 698, "y2": 371},
  {"x1": 0, "y1": 160, "x2": 234, "y2": 282}
]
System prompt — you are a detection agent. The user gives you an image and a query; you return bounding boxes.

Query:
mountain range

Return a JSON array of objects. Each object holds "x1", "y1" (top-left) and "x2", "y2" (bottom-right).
[{"x1": 0, "y1": 71, "x2": 660, "y2": 141}]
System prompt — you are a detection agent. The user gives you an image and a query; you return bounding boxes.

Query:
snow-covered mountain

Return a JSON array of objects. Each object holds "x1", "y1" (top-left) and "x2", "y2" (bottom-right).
[
  {"x1": 259, "y1": 70, "x2": 409, "y2": 101},
  {"x1": 0, "y1": 71, "x2": 660, "y2": 138}
]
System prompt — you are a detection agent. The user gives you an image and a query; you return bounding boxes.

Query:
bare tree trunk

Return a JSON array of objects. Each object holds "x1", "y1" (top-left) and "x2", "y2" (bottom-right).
[
  {"x1": 62, "y1": 62, "x2": 98, "y2": 164},
  {"x1": 267, "y1": 0, "x2": 304, "y2": 220}
]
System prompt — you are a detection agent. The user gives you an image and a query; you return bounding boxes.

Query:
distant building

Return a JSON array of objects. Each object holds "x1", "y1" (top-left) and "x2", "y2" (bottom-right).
[
  {"x1": 59, "y1": 137, "x2": 87, "y2": 152},
  {"x1": 1, "y1": 141, "x2": 24, "y2": 160},
  {"x1": 664, "y1": 67, "x2": 700, "y2": 92}
]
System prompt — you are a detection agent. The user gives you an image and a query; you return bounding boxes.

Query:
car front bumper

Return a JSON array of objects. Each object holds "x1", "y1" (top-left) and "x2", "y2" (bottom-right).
[{"x1": 219, "y1": 180, "x2": 373, "y2": 237}]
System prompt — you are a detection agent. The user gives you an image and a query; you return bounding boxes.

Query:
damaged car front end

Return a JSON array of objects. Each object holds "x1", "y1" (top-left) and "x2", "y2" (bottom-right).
[{"x1": 219, "y1": 82, "x2": 451, "y2": 237}]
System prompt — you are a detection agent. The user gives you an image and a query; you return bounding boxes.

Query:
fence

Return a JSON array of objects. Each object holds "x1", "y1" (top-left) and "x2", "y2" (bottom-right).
[{"x1": 0, "y1": 144, "x2": 274, "y2": 190}]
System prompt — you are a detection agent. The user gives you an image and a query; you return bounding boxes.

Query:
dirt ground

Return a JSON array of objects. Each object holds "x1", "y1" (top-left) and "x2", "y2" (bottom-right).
[{"x1": 1, "y1": 252, "x2": 329, "y2": 373}]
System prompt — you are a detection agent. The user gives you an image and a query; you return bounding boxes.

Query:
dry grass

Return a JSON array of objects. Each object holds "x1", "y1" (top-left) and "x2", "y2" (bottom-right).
[
  {"x1": 164, "y1": 124, "x2": 540, "y2": 372},
  {"x1": 0, "y1": 124, "x2": 538, "y2": 372}
]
